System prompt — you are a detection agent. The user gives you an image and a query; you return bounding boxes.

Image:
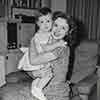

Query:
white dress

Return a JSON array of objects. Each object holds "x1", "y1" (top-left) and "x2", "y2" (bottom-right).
[{"x1": 18, "y1": 32, "x2": 51, "y2": 71}]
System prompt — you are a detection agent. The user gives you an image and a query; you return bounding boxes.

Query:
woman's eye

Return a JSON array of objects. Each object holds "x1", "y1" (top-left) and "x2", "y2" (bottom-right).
[{"x1": 54, "y1": 24, "x2": 57, "y2": 27}]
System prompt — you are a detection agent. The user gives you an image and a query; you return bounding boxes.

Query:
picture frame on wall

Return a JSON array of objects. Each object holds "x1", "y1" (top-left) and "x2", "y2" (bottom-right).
[
  {"x1": 12, "y1": 7, "x2": 38, "y2": 18},
  {"x1": 11, "y1": 0, "x2": 41, "y2": 22},
  {"x1": 13, "y1": 0, "x2": 29, "y2": 8},
  {"x1": 12, "y1": 0, "x2": 41, "y2": 9},
  {"x1": 11, "y1": 7, "x2": 38, "y2": 23}
]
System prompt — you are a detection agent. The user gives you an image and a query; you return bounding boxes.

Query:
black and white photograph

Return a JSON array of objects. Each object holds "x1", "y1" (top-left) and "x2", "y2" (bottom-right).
[{"x1": 0, "y1": 0, "x2": 99, "y2": 100}]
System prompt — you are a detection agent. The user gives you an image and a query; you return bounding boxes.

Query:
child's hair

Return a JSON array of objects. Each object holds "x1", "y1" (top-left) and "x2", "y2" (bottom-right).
[
  {"x1": 35, "y1": 7, "x2": 52, "y2": 22},
  {"x1": 53, "y1": 11, "x2": 78, "y2": 47}
]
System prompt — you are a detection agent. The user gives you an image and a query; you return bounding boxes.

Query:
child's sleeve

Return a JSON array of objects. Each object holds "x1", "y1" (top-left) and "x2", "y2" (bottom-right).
[{"x1": 29, "y1": 36, "x2": 39, "y2": 64}]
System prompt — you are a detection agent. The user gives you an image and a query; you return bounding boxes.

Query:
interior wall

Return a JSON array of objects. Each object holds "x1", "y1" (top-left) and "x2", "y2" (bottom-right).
[
  {"x1": 41, "y1": 0, "x2": 51, "y2": 8},
  {"x1": 51, "y1": 0, "x2": 66, "y2": 12},
  {"x1": 66, "y1": 0, "x2": 100, "y2": 41}
]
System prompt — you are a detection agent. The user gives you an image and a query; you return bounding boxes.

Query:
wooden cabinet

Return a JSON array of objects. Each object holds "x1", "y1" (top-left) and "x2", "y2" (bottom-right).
[
  {"x1": 5, "y1": 23, "x2": 35, "y2": 75},
  {"x1": 0, "y1": 18, "x2": 35, "y2": 51},
  {"x1": 5, "y1": 50, "x2": 23, "y2": 75},
  {"x1": 0, "y1": 18, "x2": 35, "y2": 74},
  {"x1": 0, "y1": 18, "x2": 20, "y2": 52},
  {"x1": 4, "y1": 22, "x2": 35, "y2": 74},
  {"x1": 17, "y1": 23, "x2": 35, "y2": 47}
]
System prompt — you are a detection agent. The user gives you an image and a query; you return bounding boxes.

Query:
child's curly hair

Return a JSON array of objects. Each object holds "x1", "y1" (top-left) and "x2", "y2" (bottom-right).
[
  {"x1": 35, "y1": 7, "x2": 52, "y2": 32},
  {"x1": 53, "y1": 11, "x2": 78, "y2": 47}
]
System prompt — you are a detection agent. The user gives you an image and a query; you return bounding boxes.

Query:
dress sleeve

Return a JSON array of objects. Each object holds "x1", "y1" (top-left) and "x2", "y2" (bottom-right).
[{"x1": 29, "y1": 36, "x2": 38, "y2": 64}]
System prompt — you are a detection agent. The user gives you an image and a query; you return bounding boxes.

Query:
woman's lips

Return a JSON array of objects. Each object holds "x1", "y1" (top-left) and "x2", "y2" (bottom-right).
[{"x1": 52, "y1": 32, "x2": 61, "y2": 39}]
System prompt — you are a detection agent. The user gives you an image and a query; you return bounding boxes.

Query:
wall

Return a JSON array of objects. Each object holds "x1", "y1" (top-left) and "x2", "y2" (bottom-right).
[
  {"x1": 66, "y1": 0, "x2": 100, "y2": 41},
  {"x1": 51, "y1": 0, "x2": 66, "y2": 12},
  {"x1": 41, "y1": 0, "x2": 51, "y2": 8}
]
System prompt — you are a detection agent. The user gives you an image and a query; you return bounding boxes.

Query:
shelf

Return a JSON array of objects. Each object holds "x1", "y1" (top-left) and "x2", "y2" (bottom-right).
[
  {"x1": 0, "y1": 17, "x2": 21, "y2": 23},
  {"x1": 12, "y1": 7, "x2": 38, "y2": 18}
]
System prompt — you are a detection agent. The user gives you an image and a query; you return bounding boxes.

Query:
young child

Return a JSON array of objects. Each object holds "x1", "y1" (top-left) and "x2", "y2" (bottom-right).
[
  {"x1": 30, "y1": 11, "x2": 73, "y2": 100},
  {"x1": 18, "y1": 7, "x2": 66, "y2": 100}
]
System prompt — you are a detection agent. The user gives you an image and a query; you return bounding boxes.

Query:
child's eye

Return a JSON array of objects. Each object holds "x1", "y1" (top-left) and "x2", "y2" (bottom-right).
[
  {"x1": 54, "y1": 24, "x2": 57, "y2": 27},
  {"x1": 62, "y1": 27, "x2": 65, "y2": 30},
  {"x1": 40, "y1": 21, "x2": 44, "y2": 23}
]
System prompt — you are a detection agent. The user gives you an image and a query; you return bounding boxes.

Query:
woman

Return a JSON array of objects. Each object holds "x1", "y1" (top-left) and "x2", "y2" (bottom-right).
[{"x1": 28, "y1": 11, "x2": 78, "y2": 100}]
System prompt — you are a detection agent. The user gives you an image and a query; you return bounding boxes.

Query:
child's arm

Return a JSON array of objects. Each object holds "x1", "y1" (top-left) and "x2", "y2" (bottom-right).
[
  {"x1": 29, "y1": 37, "x2": 57, "y2": 66},
  {"x1": 41, "y1": 40, "x2": 67, "y2": 52}
]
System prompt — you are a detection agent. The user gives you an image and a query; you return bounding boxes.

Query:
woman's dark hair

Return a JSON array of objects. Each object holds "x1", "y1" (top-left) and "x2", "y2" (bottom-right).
[
  {"x1": 64, "y1": 17, "x2": 78, "y2": 48},
  {"x1": 53, "y1": 11, "x2": 68, "y2": 21},
  {"x1": 53, "y1": 11, "x2": 78, "y2": 47}
]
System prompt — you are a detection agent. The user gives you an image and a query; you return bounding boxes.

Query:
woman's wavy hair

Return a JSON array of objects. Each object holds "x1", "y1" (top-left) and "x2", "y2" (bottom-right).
[{"x1": 53, "y1": 11, "x2": 78, "y2": 47}]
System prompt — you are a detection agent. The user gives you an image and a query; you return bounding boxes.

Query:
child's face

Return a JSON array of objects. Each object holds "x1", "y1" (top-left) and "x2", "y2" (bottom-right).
[
  {"x1": 37, "y1": 14, "x2": 52, "y2": 32},
  {"x1": 52, "y1": 18, "x2": 69, "y2": 39}
]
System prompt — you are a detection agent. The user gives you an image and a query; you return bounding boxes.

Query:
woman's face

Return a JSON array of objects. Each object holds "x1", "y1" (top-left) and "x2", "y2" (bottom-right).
[{"x1": 52, "y1": 18, "x2": 69, "y2": 39}]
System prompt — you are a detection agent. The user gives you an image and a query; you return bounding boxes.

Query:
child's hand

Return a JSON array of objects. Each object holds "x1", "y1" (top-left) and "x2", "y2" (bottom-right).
[{"x1": 40, "y1": 44, "x2": 46, "y2": 50}]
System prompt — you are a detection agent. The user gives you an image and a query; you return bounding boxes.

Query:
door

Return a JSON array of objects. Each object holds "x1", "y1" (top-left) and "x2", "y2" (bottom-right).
[{"x1": 0, "y1": 22, "x2": 7, "y2": 53}]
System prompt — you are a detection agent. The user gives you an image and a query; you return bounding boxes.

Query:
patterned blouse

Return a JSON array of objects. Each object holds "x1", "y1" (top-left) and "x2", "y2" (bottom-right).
[{"x1": 43, "y1": 46, "x2": 70, "y2": 100}]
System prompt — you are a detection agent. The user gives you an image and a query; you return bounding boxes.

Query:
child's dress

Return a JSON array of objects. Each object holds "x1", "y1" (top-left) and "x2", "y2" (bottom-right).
[
  {"x1": 18, "y1": 32, "x2": 53, "y2": 100},
  {"x1": 18, "y1": 32, "x2": 51, "y2": 71}
]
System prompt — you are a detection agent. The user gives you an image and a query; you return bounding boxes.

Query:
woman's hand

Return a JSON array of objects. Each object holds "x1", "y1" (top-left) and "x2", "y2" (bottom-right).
[{"x1": 40, "y1": 44, "x2": 47, "y2": 51}]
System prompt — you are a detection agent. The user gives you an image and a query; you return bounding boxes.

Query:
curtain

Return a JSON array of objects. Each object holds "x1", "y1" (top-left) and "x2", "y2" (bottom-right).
[{"x1": 66, "y1": 0, "x2": 100, "y2": 41}]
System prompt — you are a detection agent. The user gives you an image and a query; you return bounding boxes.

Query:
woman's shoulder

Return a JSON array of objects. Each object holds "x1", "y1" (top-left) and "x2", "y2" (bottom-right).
[{"x1": 59, "y1": 46, "x2": 70, "y2": 57}]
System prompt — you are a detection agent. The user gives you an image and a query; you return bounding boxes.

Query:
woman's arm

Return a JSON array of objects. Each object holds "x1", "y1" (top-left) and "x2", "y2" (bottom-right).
[{"x1": 29, "y1": 37, "x2": 58, "y2": 66}]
